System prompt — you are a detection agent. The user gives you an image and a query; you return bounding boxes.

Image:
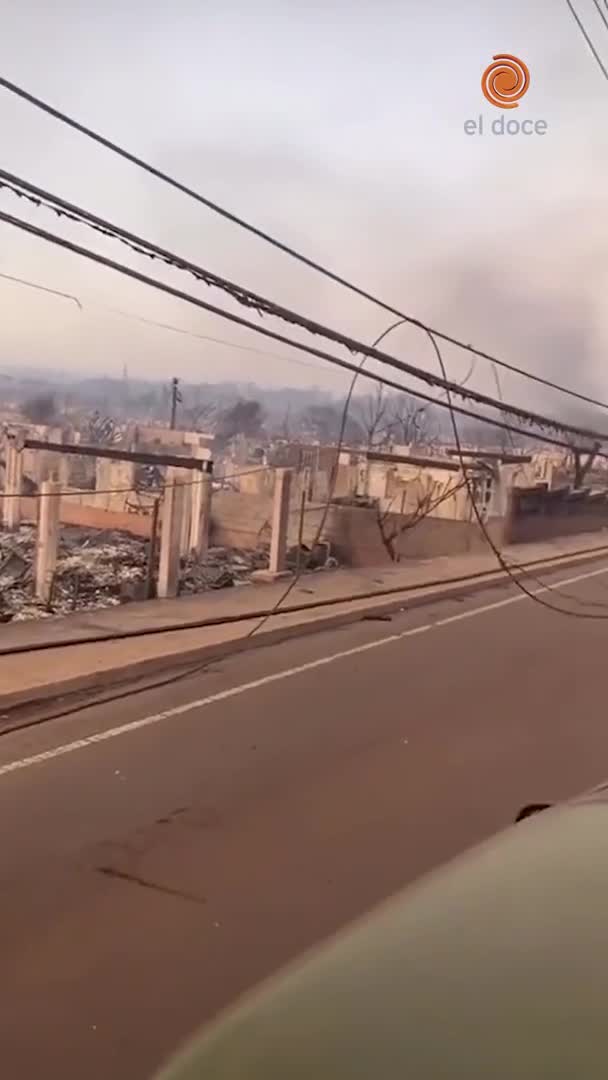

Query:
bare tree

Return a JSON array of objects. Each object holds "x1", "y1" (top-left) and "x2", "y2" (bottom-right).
[
  {"x1": 374, "y1": 474, "x2": 466, "y2": 562},
  {"x1": 388, "y1": 394, "x2": 435, "y2": 447},
  {"x1": 356, "y1": 385, "x2": 390, "y2": 448}
]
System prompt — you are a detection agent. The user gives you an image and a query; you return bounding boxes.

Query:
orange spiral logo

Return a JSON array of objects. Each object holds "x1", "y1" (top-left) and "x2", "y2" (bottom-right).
[{"x1": 481, "y1": 54, "x2": 530, "y2": 109}]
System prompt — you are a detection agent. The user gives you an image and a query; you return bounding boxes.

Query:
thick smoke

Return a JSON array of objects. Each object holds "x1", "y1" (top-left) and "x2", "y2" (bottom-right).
[{"x1": 418, "y1": 217, "x2": 606, "y2": 436}]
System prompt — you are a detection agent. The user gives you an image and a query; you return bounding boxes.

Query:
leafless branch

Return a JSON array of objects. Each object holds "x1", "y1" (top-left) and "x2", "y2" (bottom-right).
[
  {"x1": 374, "y1": 475, "x2": 468, "y2": 561},
  {"x1": 355, "y1": 383, "x2": 390, "y2": 448}
]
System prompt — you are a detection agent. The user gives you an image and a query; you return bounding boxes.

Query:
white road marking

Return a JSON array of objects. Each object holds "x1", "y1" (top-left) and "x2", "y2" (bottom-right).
[{"x1": 1, "y1": 561, "x2": 607, "y2": 779}]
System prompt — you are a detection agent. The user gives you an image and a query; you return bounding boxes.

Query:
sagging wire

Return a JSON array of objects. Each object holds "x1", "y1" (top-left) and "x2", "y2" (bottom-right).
[
  {"x1": 0, "y1": 463, "x2": 274, "y2": 501},
  {"x1": 0, "y1": 271, "x2": 81, "y2": 308},
  {"x1": 0, "y1": 203, "x2": 603, "y2": 461},
  {"x1": 2, "y1": 75, "x2": 608, "y2": 419},
  {"x1": 426, "y1": 329, "x2": 608, "y2": 619},
  {"x1": 1, "y1": 171, "x2": 608, "y2": 449},
  {"x1": 565, "y1": 0, "x2": 608, "y2": 81},
  {"x1": 245, "y1": 319, "x2": 480, "y2": 637}
]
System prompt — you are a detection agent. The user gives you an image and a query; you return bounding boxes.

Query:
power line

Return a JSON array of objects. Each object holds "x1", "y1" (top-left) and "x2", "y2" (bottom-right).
[
  {"x1": 429, "y1": 329, "x2": 608, "y2": 619},
  {"x1": 0, "y1": 271, "x2": 81, "y2": 308},
  {"x1": 0, "y1": 258, "x2": 562, "y2": 447},
  {"x1": 1, "y1": 205, "x2": 602, "y2": 458},
  {"x1": 490, "y1": 362, "x2": 516, "y2": 451},
  {"x1": 1, "y1": 181, "x2": 608, "y2": 451},
  {"x1": 0, "y1": 84, "x2": 606, "y2": 414},
  {"x1": 105, "y1": 310, "x2": 329, "y2": 376},
  {"x1": 6, "y1": 549, "x2": 608, "y2": 735},
  {"x1": 1, "y1": 168, "x2": 608, "y2": 429},
  {"x1": 0, "y1": 463, "x2": 276, "y2": 501},
  {"x1": 2, "y1": 539, "x2": 607, "y2": 659},
  {"x1": 1, "y1": 86, "x2": 607, "y2": 707},
  {"x1": 247, "y1": 322, "x2": 486, "y2": 638},
  {"x1": 591, "y1": 0, "x2": 608, "y2": 33},
  {"x1": 565, "y1": 0, "x2": 608, "y2": 80},
  {"x1": 0, "y1": 479, "x2": 188, "y2": 501},
  {"x1": 0, "y1": 266, "x2": 330, "y2": 377},
  {"x1": 246, "y1": 319, "x2": 409, "y2": 638}
]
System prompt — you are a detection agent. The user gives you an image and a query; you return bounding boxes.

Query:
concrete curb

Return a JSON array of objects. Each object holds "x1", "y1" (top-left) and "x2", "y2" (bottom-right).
[{"x1": 2, "y1": 543, "x2": 607, "y2": 722}]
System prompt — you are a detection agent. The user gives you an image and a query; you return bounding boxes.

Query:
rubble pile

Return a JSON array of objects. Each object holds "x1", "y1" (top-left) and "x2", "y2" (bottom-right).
[
  {"x1": 0, "y1": 526, "x2": 149, "y2": 621},
  {"x1": 181, "y1": 546, "x2": 269, "y2": 591},
  {"x1": 0, "y1": 528, "x2": 337, "y2": 624},
  {"x1": 285, "y1": 541, "x2": 338, "y2": 571},
  {"x1": 0, "y1": 529, "x2": 273, "y2": 622}
]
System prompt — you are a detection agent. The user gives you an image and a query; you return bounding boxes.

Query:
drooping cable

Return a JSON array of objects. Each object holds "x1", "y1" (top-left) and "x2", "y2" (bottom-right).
[
  {"x1": 0, "y1": 90, "x2": 606, "y2": 412},
  {"x1": 427, "y1": 329, "x2": 608, "y2": 619},
  {"x1": 1, "y1": 197, "x2": 606, "y2": 455},
  {"x1": 1, "y1": 204, "x2": 599, "y2": 456}
]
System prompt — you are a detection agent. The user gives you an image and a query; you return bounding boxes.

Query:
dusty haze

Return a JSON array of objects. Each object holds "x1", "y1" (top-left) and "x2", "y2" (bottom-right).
[{"x1": 1, "y1": 0, "x2": 607, "y2": 419}]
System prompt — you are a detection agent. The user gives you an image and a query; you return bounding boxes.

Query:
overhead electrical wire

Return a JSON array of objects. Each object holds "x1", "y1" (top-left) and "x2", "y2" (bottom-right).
[
  {"x1": 428, "y1": 329, "x2": 608, "y2": 619},
  {"x1": 0, "y1": 77, "x2": 606, "y2": 715},
  {"x1": 0, "y1": 464, "x2": 275, "y2": 501},
  {"x1": 5, "y1": 537, "x2": 606, "y2": 735},
  {"x1": 3, "y1": 193, "x2": 606, "y2": 621},
  {"x1": 2, "y1": 539, "x2": 607, "y2": 661},
  {"x1": 104, "y1": 310, "x2": 329, "y2": 376},
  {"x1": 565, "y1": 0, "x2": 608, "y2": 80},
  {"x1": 246, "y1": 318, "x2": 412, "y2": 638},
  {"x1": 0, "y1": 270, "x2": 82, "y2": 308},
  {"x1": 0, "y1": 205, "x2": 601, "y2": 459},
  {"x1": 591, "y1": 0, "x2": 608, "y2": 32},
  {"x1": 0, "y1": 82, "x2": 606, "y2": 414},
  {"x1": 1, "y1": 176, "x2": 607, "y2": 451},
  {"x1": 0, "y1": 269, "x2": 328, "y2": 377}
]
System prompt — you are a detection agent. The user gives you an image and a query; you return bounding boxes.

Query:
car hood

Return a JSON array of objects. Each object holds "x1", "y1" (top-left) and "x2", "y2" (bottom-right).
[{"x1": 155, "y1": 801, "x2": 608, "y2": 1079}]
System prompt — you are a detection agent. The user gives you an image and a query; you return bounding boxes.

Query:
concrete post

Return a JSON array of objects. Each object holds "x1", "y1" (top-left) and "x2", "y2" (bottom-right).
[
  {"x1": 487, "y1": 465, "x2": 510, "y2": 519},
  {"x1": 269, "y1": 467, "x2": 292, "y2": 574},
  {"x1": 35, "y1": 480, "x2": 61, "y2": 603},
  {"x1": 3, "y1": 444, "x2": 24, "y2": 528},
  {"x1": 189, "y1": 468, "x2": 212, "y2": 557},
  {"x1": 58, "y1": 455, "x2": 70, "y2": 491},
  {"x1": 179, "y1": 473, "x2": 193, "y2": 558},
  {"x1": 158, "y1": 466, "x2": 186, "y2": 599}
]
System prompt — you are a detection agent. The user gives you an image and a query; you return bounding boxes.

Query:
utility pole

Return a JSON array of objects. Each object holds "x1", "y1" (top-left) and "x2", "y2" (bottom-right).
[{"x1": 170, "y1": 376, "x2": 181, "y2": 430}]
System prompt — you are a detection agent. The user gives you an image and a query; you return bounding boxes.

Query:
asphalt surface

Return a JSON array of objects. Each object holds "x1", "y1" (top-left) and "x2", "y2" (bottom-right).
[{"x1": 3, "y1": 557, "x2": 608, "y2": 1079}]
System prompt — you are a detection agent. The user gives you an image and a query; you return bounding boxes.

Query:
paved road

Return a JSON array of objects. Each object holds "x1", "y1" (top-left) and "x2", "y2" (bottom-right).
[{"x1": 3, "y1": 558, "x2": 608, "y2": 1079}]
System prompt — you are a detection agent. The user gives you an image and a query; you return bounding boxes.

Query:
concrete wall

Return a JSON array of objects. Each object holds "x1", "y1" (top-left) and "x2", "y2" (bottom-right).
[
  {"x1": 19, "y1": 496, "x2": 153, "y2": 538},
  {"x1": 134, "y1": 425, "x2": 213, "y2": 459},
  {"x1": 386, "y1": 471, "x2": 469, "y2": 521},
  {"x1": 25, "y1": 461, "x2": 608, "y2": 568},
  {"x1": 60, "y1": 485, "x2": 157, "y2": 515},
  {"x1": 505, "y1": 486, "x2": 608, "y2": 545},
  {"x1": 17, "y1": 486, "x2": 315, "y2": 551},
  {"x1": 322, "y1": 504, "x2": 505, "y2": 567},
  {"x1": 95, "y1": 459, "x2": 137, "y2": 511},
  {"x1": 19, "y1": 478, "x2": 608, "y2": 568},
  {"x1": 12, "y1": 424, "x2": 81, "y2": 488},
  {"x1": 232, "y1": 467, "x2": 275, "y2": 497},
  {"x1": 210, "y1": 487, "x2": 321, "y2": 550},
  {"x1": 210, "y1": 490, "x2": 274, "y2": 548}
]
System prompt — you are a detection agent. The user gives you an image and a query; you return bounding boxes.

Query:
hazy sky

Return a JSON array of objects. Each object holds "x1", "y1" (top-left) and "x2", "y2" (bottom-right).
[{"x1": 1, "y1": 0, "x2": 607, "y2": 418}]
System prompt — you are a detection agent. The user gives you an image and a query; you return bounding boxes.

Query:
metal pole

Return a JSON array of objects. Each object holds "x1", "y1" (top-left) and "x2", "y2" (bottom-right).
[
  {"x1": 146, "y1": 496, "x2": 161, "y2": 598},
  {"x1": 170, "y1": 376, "x2": 179, "y2": 430},
  {"x1": 296, "y1": 487, "x2": 306, "y2": 574}
]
